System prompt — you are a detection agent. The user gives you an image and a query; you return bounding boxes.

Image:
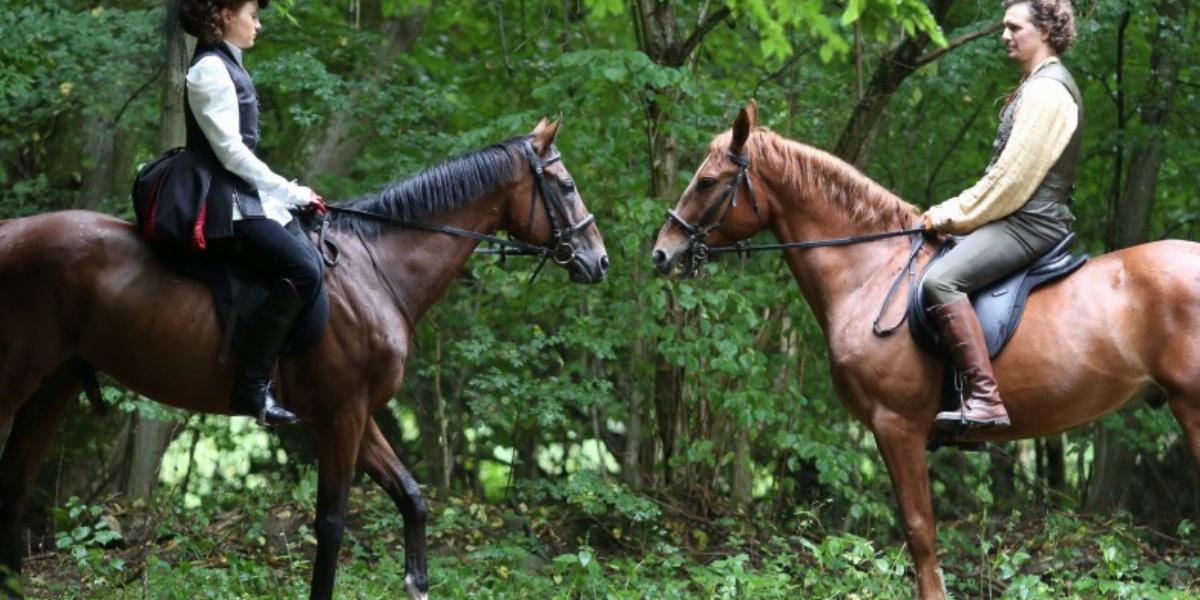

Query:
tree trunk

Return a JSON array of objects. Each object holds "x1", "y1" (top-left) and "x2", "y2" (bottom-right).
[
  {"x1": 988, "y1": 444, "x2": 1016, "y2": 504},
  {"x1": 652, "y1": 345, "x2": 680, "y2": 486},
  {"x1": 730, "y1": 425, "x2": 752, "y2": 508},
  {"x1": 631, "y1": 0, "x2": 729, "y2": 494},
  {"x1": 76, "y1": 119, "x2": 134, "y2": 210},
  {"x1": 413, "y1": 330, "x2": 452, "y2": 491},
  {"x1": 1044, "y1": 434, "x2": 1066, "y2": 495},
  {"x1": 300, "y1": 4, "x2": 426, "y2": 180},
  {"x1": 622, "y1": 334, "x2": 646, "y2": 486},
  {"x1": 121, "y1": 0, "x2": 192, "y2": 503},
  {"x1": 160, "y1": 0, "x2": 192, "y2": 152},
  {"x1": 122, "y1": 414, "x2": 180, "y2": 501},
  {"x1": 1085, "y1": 409, "x2": 1140, "y2": 512}
]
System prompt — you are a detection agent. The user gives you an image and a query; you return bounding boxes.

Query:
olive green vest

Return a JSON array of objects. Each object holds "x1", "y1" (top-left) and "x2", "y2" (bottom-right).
[{"x1": 989, "y1": 59, "x2": 1081, "y2": 224}]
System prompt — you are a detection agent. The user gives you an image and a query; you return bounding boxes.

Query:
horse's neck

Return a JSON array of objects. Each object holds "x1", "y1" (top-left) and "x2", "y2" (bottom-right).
[
  {"x1": 349, "y1": 197, "x2": 504, "y2": 327},
  {"x1": 764, "y1": 177, "x2": 916, "y2": 335}
]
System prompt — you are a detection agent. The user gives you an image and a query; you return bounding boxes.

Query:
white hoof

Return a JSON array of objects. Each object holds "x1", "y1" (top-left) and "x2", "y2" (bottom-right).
[{"x1": 405, "y1": 574, "x2": 428, "y2": 600}]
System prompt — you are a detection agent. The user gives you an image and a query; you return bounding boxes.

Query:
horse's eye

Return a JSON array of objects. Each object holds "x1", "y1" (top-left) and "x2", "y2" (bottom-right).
[
  {"x1": 560, "y1": 179, "x2": 576, "y2": 192},
  {"x1": 698, "y1": 177, "x2": 717, "y2": 190}
]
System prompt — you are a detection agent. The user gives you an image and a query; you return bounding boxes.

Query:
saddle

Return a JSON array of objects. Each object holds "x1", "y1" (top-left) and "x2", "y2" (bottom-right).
[
  {"x1": 153, "y1": 212, "x2": 331, "y2": 362},
  {"x1": 908, "y1": 232, "x2": 1088, "y2": 359},
  {"x1": 907, "y1": 232, "x2": 1088, "y2": 449}
]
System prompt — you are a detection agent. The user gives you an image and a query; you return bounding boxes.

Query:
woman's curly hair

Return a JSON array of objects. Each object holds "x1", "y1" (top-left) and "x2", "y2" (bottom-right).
[
  {"x1": 1003, "y1": 0, "x2": 1077, "y2": 54},
  {"x1": 180, "y1": 0, "x2": 261, "y2": 44}
]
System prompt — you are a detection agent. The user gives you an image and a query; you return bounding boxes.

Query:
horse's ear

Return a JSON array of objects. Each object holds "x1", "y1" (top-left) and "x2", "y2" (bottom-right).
[
  {"x1": 530, "y1": 117, "x2": 561, "y2": 155},
  {"x1": 730, "y1": 99, "x2": 758, "y2": 154}
]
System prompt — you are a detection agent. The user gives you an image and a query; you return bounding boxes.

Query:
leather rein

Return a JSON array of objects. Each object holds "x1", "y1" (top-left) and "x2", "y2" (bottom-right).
[{"x1": 666, "y1": 149, "x2": 927, "y2": 336}]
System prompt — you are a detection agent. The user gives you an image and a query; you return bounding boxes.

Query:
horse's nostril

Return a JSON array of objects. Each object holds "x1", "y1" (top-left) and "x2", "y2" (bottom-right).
[
  {"x1": 652, "y1": 249, "x2": 667, "y2": 266},
  {"x1": 600, "y1": 255, "x2": 610, "y2": 271}
]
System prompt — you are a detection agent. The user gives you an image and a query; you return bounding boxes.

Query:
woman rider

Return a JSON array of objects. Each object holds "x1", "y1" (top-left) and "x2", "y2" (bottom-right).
[
  {"x1": 920, "y1": 0, "x2": 1080, "y2": 430},
  {"x1": 179, "y1": 0, "x2": 324, "y2": 426}
]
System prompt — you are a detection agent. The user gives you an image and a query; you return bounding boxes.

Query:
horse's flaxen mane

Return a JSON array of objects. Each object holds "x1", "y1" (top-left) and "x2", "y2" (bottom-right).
[
  {"x1": 331, "y1": 136, "x2": 530, "y2": 237},
  {"x1": 716, "y1": 128, "x2": 918, "y2": 231}
]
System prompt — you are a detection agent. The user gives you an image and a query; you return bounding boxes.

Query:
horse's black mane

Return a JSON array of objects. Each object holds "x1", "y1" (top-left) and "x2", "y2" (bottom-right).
[{"x1": 330, "y1": 136, "x2": 530, "y2": 237}]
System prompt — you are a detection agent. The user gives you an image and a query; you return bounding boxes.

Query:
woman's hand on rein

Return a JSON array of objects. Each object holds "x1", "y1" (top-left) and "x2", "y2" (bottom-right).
[{"x1": 307, "y1": 189, "x2": 327, "y2": 215}]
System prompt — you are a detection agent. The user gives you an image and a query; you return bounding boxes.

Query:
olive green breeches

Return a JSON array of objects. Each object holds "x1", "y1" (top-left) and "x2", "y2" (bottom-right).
[{"x1": 922, "y1": 210, "x2": 1070, "y2": 306}]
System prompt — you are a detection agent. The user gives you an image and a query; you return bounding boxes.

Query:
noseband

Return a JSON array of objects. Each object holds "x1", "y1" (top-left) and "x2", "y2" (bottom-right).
[
  {"x1": 665, "y1": 150, "x2": 763, "y2": 272},
  {"x1": 520, "y1": 140, "x2": 596, "y2": 266}
]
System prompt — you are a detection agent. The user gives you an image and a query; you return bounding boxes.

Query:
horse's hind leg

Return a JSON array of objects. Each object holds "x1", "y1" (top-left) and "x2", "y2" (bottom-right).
[
  {"x1": 0, "y1": 365, "x2": 80, "y2": 597},
  {"x1": 358, "y1": 417, "x2": 428, "y2": 600}
]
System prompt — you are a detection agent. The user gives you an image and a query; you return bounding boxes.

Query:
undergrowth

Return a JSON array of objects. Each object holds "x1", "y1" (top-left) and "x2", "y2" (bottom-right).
[{"x1": 16, "y1": 469, "x2": 1200, "y2": 599}]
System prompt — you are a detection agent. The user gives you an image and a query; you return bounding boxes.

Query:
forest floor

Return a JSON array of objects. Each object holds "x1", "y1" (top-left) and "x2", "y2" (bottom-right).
[{"x1": 13, "y1": 476, "x2": 1200, "y2": 599}]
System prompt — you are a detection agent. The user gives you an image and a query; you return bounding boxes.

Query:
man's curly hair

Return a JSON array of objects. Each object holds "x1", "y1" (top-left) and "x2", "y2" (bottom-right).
[
  {"x1": 180, "y1": 0, "x2": 262, "y2": 44},
  {"x1": 1002, "y1": 0, "x2": 1077, "y2": 54}
]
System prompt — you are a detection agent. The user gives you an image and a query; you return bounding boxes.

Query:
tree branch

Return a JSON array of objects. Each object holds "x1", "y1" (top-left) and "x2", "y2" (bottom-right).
[
  {"x1": 751, "y1": 42, "x2": 819, "y2": 98},
  {"x1": 915, "y1": 21, "x2": 1003, "y2": 67},
  {"x1": 676, "y1": 5, "x2": 731, "y2": 65}
]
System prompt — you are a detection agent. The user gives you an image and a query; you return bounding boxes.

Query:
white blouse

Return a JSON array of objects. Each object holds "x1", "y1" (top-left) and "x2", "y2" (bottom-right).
[{"x1": 185, "y1": 42, "x2": 311, "y2": 226}]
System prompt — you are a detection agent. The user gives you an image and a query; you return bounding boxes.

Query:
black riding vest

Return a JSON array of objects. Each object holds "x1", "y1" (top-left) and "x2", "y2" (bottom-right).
[
  {"x1": 989, "y1": 60, "x2": 1082, "y2": 225},
  {"x1": 184, "y1": 42, "x2": 266, "y2": 223}
]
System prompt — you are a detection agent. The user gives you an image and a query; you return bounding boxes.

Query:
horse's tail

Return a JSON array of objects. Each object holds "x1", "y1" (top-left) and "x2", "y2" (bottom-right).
[{"x1": 67, "y1": 359, "x2": 106, "y2": 416}]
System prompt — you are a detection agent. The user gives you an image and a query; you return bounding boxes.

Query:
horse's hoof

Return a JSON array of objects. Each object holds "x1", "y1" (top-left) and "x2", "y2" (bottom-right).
[{"x1": 405, "y1": 574, "x2": 429, "y2": 600}]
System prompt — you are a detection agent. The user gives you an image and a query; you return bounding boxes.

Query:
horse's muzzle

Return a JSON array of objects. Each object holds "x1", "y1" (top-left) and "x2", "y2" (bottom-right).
[
  {"x1": 651, "y1": 241, "x2": 694, "y2": 278},
  {"x1": 569, "y1": 251, "x2": 608, "y2": 284}
]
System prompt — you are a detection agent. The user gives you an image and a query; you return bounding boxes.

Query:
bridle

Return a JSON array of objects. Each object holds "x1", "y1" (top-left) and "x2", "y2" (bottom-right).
[
  {"x1": 665, "y1": 150, "x2": 763, "y2": 274},
  {"x1": 519, "y1": 140, "x2": 596, "y2": 269},
  {"x1": 322, "y1": 139, "x2": 597, "y2": 272},
  {"x1": 663, "y1": 147, "x2": 928, "y2": 336}
]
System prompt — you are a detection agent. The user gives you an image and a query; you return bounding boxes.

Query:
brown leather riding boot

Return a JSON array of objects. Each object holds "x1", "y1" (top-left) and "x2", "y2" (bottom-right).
[{"x1": 931, "y1": 298, "x2": 1011, "y2": 430}]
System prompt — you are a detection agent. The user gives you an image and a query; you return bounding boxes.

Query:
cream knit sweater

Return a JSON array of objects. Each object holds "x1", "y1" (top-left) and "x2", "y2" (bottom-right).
[{"x1": 928, "y1": 58, "x2": 1078, "y2": 234}]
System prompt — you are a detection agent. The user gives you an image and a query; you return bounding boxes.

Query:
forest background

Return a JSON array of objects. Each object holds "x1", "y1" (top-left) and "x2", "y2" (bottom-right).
[{"x1": 1, "y1": 0, "x2": 1198, "y2": 597}]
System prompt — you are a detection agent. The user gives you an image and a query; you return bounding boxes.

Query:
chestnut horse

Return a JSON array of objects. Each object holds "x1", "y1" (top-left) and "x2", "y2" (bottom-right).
[
  {"x1": 0, "y1": 118, "x2": 607, "y2": 600},
  {"x1": 652, "y1": 101, "x2": 1200, "y2": 599}
]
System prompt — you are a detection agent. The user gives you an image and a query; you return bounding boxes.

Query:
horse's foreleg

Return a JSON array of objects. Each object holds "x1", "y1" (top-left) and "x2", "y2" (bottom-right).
[
  {"x1": 358, "y1": 418, "x2": 428, "y2": 600},
  {"x1": 309, "y1": 410, "x2": 367, "y2": 600},
  {"x1": 0, "y1": 366, "x2": 79, "y2": 597},
  {"x1": 873, "y1": 412, "x2": 946, "y2": 600}
]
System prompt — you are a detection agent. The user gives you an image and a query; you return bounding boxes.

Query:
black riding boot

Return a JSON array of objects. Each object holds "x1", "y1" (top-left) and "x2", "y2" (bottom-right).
[{"x1": 230, "y1": 277, "x2": 302, "y2": 426}]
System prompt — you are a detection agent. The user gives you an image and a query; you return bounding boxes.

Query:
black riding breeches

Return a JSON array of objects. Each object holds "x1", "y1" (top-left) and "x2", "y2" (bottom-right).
[{"x1": 226, "y1": 217, "x2": 321, "y2": 306}]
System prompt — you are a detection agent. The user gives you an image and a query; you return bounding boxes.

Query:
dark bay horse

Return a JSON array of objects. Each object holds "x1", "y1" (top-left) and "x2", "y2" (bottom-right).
[
  {"x1": 0, "y1": 118, "x2": 607, "y2": 600},
  {"x1": 652, "y1": 101, "x2": 1200, "y2": 599}
]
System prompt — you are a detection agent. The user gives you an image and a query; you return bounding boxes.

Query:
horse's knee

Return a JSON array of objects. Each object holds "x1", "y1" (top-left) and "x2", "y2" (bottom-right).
[
  {"x1": 313, "y1": 512, "x2": 346, "y2": 544},
  {"x1": 901, "y1": 516, "x2": 937, "y2": 555}
]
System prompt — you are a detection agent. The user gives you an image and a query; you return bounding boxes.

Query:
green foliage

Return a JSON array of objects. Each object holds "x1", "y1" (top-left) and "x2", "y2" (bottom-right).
[
  {"x1": 32, "y1": 484, "x2": 1197, "y2": 598},
  {"x1": 52, "y1": 497, "x2": 126, "y2": 587}
]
